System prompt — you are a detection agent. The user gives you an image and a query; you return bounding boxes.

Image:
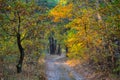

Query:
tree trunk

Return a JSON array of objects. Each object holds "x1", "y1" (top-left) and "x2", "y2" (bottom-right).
[
  {"x1": 49, "y1": 36, "x2": 56, "y2": 55},
  {"x1": 16, "y1": 33, "x2": 24, "y2": 73},
  {"x1": 57, "y1": 44, "x2": 61, "y2": 56},
  {"x1": 54, "y1": 40, "x2": 57, "y2": 54},
  {"x1": 65, "y1": 45, "x2": 68, "y2": 57}
]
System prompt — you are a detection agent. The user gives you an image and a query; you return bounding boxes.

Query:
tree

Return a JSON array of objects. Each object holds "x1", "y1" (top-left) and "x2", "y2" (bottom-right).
[
  {"x1": 0, "y1": 0, "x2": 42, "y2": 73},
  {"x1": 49, "y1": 0, "x2": 120, "y2": 76}
]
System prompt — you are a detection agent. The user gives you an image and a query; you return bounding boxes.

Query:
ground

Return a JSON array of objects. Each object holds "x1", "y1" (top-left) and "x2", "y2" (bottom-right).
[
  {"x1": 45, "y1": 54, "x2": 120, "y2": 80},
  {"x1": 45, "y1": 54, "x2": 84, "y2": 80},
  {"x1": 1, "y1": 54, "x2": 46, "y2": 80},
  {"x1": 1, "y1": 54, "x2": 120, "y2": 80}
]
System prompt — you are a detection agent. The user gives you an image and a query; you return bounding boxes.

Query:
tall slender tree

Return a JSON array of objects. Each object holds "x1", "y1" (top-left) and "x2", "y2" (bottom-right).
[{"x1": 0, "y1": 0, "x2": 43, "y2": 73}]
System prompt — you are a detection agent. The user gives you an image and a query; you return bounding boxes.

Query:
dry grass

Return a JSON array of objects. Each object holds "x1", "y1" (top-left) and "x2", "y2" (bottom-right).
[
  {"x1": 65, "y1": 58, "x2": 120, "y2": 80},
  {"x1": 1, "y1": 54, "x2": 47, "y2": 80}
]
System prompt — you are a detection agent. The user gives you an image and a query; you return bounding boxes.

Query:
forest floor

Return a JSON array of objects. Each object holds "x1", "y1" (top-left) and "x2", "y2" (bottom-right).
[
  {"x1": 0, "y1": 54, "x2": 46, "y2": 80},
  {"x1": 45, "y1": 54, "x2": 120, "y2": 80},
  {"x1": 1, "y1": 54, "x2": 120, "y2": 80},
  {"x1": 65, "y1": 58, "x2": 120, "y2": 80},
  {"x1": 45, "y1": 54, "x2": 84, "y2": 80}
]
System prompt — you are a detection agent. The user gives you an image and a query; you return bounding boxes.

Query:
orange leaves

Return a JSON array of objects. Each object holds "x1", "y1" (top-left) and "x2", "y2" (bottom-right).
[{"x1": 49, "y1": 3, "x2": 73, "y2": 22}]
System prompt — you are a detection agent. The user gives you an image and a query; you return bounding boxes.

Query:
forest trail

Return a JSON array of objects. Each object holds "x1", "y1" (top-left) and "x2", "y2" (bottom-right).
[{"x1": 45, "y1": 54, "x2": 84, "y2": 80}]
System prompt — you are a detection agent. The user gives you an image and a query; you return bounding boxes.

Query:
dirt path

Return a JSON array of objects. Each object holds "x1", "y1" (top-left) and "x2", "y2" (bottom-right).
[{"x1": 45, "y1": 55, "x2": 84, "y2": 80}]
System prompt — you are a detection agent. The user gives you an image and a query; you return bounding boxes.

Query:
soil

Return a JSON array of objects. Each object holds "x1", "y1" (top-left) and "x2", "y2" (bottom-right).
[{"x1": 45, "y1": 54, "x2": 84, "y2": 80}]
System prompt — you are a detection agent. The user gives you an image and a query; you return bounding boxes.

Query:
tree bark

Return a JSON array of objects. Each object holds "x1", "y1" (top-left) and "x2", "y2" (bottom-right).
[
  {"x1": 49, "y1": 36, "x2": 56, "y2": 55},
  {"x1": 57, "y1": 44, "x2": 61, "y2": 56},
  {"x1": 65, "y1": 45, "x2": 68, "y2": 57},
  {"x1": 54, "y1": 40, "x2": 57, "y2": 54},
  {"x1": 16, "y1": 33, "x2": 24, "y2": 73}
]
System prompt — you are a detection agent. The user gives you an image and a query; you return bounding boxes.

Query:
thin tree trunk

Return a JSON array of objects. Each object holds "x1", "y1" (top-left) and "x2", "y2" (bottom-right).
[
  {"x1": 49, "y1": 36, "x2": 56, "y2": 55},
  {"x1": 16, "y1": 33, "x2": 24, "y2": 73},
  {"x1": 65, "y1": 45, "x2": 68, "y2": 57},
  {"x1": 16, "y1": 12, "x2": 24, "y2": 73},
  {"x1": 57, "y1": 44, "x2": 61, "y2": 56},
  {"x1": 49, "y1": 36, "x2": 54, "y2": 54},
  {"x1": 54, "y1": 40, "x2": 57, "y2": 54}
]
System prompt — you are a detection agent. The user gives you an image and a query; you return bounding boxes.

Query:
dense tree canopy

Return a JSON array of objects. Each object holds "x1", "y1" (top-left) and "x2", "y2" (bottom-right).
[{"x1": 0, "y1": 0, "x2": 120, "y2": 79}]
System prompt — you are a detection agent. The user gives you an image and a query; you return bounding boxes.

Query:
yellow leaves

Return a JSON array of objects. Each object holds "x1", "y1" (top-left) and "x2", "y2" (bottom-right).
[
  {"x1": 6, "y1": 5, "x2": 12, "y2": 11},
  {"x1": 49, "y1": 3, "x2": 73, "y2": 22},
  {"x1": 72, "y1": 18, "x2": 82, "y2": 25},
  {"x1": 31, "y1": 22, "x2": 36, "y2": 26},
  {"x1": 66, "y1": 41, "x2": 86, "y2": 59},
  {"x1": 9, "y1": 12, "x2": 14, "y2": 20},
  {"x1": 67, "y1": 38, "x2": 76, "y2": 46},
  {"x1": 21, "y1": 32, "x2": 26, "y2": 39},
  {"x1": 59, "y1": 0, "x2": 67, "y2": 5},
  {"x1": 65, "y1": 9, "x2": 101, "y2": 59},
  {"x1": 66, "y1": 13, "x2": 91, "y2": 30}
]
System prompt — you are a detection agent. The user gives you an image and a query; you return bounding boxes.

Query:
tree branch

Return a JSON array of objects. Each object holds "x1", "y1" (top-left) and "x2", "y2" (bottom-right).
[{"x1": 16, "y1": 11, "x2": 21, "y2": 35}]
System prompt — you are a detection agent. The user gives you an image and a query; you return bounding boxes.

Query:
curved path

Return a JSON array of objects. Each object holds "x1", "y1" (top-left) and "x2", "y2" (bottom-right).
[{"x1": 45, "y1": 55, "x2": 84, "y2": 80}]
